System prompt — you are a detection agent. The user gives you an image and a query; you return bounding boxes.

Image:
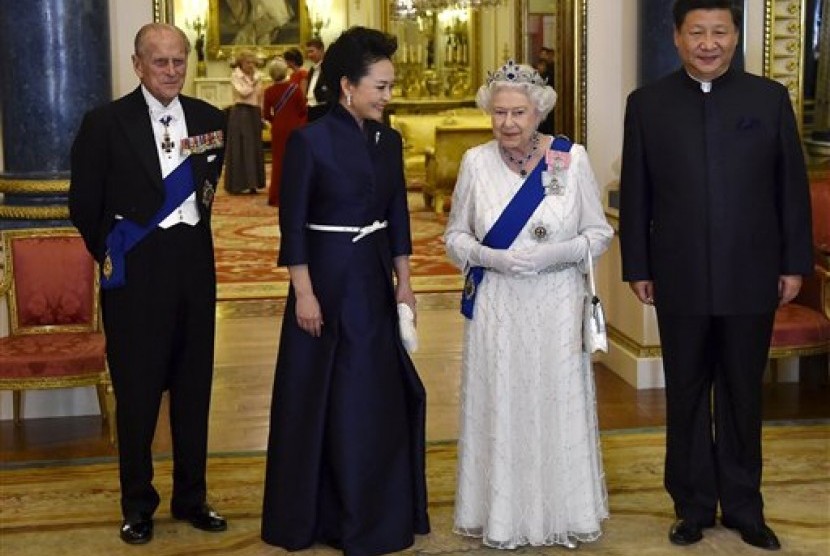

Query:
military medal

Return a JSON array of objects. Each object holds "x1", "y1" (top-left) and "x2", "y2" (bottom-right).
[
  {"x1": 202, "y1": 179, "x2": 215, "y2": 208},
  {"x1": 102, "y1": 250, "x2": 113, "y2": 280},
  {"x1": 159, "y1": 115, "x2": 175, "y2": 154},
  {"x1": 181, "y1": 130, "x2": 224, "y2": 157}
]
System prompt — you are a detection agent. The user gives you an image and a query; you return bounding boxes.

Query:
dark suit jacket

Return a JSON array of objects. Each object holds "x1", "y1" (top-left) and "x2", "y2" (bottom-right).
[
  {"x1": 619, "y1": 69, "x2": 813, "y2": 315},
  {"x1": 69, "y1": 87, "x2": 226, "y2": 262},
  {"x1": 308, "y1": 64, "x2": 328, "y2": 104}
]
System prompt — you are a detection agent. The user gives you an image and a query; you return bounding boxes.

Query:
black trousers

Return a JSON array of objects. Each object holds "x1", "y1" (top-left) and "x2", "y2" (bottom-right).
[
  {"x1": 102, "y1": 223, "x2": 216, "y2": 520},
  {"x1": 655, "y1": 312, "x2": 775, "y2": 528}
]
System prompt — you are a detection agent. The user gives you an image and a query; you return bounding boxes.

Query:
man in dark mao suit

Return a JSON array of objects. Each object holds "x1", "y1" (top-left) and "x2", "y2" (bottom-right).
[
  {"x1": 70, "y1": 23, "x2": 228, "y2": 545},
  {"x1": 619, "y1": 0, "x2": 812, "y2": 551}
]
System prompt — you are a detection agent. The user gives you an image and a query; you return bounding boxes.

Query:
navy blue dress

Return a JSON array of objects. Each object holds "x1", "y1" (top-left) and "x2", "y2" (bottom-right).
[{"x1": 261, "y1": 105, "x2": 430, "y2": 556}]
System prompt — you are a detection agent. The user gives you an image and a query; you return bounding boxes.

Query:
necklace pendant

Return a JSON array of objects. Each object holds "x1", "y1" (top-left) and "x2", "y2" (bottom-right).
[{"x1": 520, "y1": 169, "x2": 527, "y2": 177}]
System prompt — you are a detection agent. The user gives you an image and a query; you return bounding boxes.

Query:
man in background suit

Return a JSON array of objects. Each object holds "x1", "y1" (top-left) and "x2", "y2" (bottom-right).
[
  {"x1": 305, "y1": 37, "x2": 328, "y2": 121},
  {"x1": 70, "y1": 23, "x2": 228, "y2": 545},
  {"x1": 619, "y1": 0, "x2": 812, "y2": 551}
]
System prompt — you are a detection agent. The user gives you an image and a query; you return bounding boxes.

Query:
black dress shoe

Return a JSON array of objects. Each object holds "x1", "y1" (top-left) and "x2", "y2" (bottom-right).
[
  {"x1": 120, "y1": 517, "x2": 153, "y2": 544},
  {"x1": 669, "y1": 519, "x2": 704, "y2": 545},
  {"x1": 173, "y1": 503, "x2": 227, "y2": 532},
  {"x1": 722, "y1": 519, "x2": 781, "y2": 550}
]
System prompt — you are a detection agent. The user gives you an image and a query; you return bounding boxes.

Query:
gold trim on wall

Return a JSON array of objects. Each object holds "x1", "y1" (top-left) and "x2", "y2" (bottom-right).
[
  {"x1": 764, "y1": 0, "x2": 805, "y2": 126},
  {"x1": 0, "y1": 178, "x2": 70, "y2": 194},
  {"x1": 607, "y1": 324, "x2": 663, "y2": 358},
  {"x1": 0, "y1": 206, "x2": 70, "y2": 220},
  {"x1": 153, "y1": 0, "x2": 174, "y2": 23}
]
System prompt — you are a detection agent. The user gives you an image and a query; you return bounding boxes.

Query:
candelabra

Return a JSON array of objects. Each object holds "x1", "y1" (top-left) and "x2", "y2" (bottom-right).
[
  {"x1": 308, "y1": 0, "x2": 331, "y2": 38},
  {"x1": 186, "y1": 16, "x2": 207, "y2": 77}
]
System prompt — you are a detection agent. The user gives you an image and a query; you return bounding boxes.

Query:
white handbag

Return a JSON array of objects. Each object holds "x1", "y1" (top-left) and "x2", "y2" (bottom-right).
[
  {"x1": 583, "y1": 238, "x2": 608, "y2": 353},
  {"x1": 397, "y1": 302, "x2": 418, "y2": 353}
]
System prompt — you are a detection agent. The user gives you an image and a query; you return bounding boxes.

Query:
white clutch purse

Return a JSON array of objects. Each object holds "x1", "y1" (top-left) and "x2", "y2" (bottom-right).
[
  {"x1": 583, "y1": 238, "x2": 608, "y2": 354},
  {"x1": 397, "y1": 302, "x2": 418, "y2": 353}
]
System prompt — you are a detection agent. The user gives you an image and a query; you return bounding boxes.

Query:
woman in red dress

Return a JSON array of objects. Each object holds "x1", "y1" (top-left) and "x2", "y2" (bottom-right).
[
  {"x1": 284, "y1": 48, "x2": 309, "y2": 96},
  {"x1": 262, "y1": 57, "x2": 307, "y2": 206}
]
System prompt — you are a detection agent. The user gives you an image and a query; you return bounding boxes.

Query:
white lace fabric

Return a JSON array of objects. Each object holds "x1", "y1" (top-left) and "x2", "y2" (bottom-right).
[{"x1": 445, "y1": 140, "x2": 613, "y2": 549}]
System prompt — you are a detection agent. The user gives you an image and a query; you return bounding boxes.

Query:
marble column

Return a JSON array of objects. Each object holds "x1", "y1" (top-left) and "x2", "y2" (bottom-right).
[{"x1": 0, "y1": 0, "x2": 111, "y2": 229}]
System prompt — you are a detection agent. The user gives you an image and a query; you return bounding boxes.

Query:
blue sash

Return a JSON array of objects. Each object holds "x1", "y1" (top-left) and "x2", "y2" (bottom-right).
[
  {"x1": 101, "y1": 158, "x2": 195, "y2": 289},
  {"x1": 461, "y1": 136, "x2": 572, "y2": 319}
]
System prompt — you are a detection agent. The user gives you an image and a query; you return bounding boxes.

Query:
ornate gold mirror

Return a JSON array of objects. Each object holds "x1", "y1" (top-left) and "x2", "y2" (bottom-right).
[
  {"x1": 517, "y1": 0, "x2": 586, "y2": 144},
  {"x1": 765, "y1": 0, "x2": 829, "y2": 157},
  {"x1": 382, "y1": 1, "x2": 585, "y2": 139},
  {"x1": 382, "y1": 5, "x2": 481, "y2": 105}
]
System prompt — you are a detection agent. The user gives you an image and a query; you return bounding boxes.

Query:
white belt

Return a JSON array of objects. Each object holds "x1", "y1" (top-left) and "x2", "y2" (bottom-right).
[{"x1": 306, "y1": 220, "x2": 388, "y2": 243}]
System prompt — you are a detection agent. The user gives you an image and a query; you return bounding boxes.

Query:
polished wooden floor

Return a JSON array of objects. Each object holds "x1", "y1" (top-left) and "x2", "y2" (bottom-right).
[{"x1": 1, "y1": 293, "x2": 828, "y2": 464}]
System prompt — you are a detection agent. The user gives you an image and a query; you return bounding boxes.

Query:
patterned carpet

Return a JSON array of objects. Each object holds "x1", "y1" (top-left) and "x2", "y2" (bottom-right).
[
  {"x1": 211, "y1": 190, "x2": 462, "y2": 300},
  {"x1": 2, "y1": 424, "x2": 828, "y2": 555}
]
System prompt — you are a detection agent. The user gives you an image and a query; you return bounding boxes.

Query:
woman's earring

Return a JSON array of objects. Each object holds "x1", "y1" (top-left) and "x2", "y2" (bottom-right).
[{"x1": 346, "y1": 92, "x2": 352, "y2": 106}]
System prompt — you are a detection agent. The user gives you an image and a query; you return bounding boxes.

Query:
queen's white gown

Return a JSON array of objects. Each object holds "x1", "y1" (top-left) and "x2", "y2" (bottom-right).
[{"x1": 444, "y1": 139, "x2": 613, "y2": 549}]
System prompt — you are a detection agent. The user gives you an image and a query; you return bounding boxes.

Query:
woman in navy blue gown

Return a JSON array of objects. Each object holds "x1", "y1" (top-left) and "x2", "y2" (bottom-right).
[{"x1": 261, "y1": 26, "x2": 430, "y2": 556}]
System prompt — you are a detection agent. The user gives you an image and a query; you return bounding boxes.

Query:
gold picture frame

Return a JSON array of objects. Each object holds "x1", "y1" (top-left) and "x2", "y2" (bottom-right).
[
  {"x1": 207, "y1": 0, "x2": 310, "y2": 59},
  {"x1": 516, "y1": 0, "x2": 587, "y2": 145}
]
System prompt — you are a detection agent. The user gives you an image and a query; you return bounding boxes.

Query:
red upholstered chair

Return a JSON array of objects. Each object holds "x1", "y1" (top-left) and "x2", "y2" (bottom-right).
[
  {"x1": 768, "y1": 175, "x2": 830, "y2": 374},
  {"x1": 0, "y1": 227, "x2": 114, "y2": 441}
]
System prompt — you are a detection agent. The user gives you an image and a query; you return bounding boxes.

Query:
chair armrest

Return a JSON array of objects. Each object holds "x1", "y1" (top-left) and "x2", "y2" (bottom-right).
[{"x1": 795, "y1": 263, "x2": 829, "y2": 319}]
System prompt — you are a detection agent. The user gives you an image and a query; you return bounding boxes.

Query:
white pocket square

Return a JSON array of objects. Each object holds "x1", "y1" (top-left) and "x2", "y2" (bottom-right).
[{"x1": 207, "y1": 154, "x2": 217, "y2": 162}]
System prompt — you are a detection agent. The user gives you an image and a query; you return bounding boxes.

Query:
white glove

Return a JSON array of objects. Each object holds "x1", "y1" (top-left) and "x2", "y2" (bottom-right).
[
  {"x1": 516, "y1": 236, "x2": 587, "y2": 274},
  {"x1": 468, "y1": 244, "x2": 533, "y2": 275},
  {"x1": 397, "y1": 303, "x2": 418, "y2": 353}
]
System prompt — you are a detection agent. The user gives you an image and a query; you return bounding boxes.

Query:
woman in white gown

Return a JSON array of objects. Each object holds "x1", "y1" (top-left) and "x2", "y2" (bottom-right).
[{"x1": 444, "y1": 61, "x2": 613, "y2": 550}]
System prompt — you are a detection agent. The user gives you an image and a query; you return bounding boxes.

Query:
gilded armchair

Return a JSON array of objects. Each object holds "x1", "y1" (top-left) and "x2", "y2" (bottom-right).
[{"x1": 0, "y1": 227, "x2": 114, "y2": 441}]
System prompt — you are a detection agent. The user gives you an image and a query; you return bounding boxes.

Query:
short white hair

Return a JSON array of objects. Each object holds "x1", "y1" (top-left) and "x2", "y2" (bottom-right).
[{"x1": 475, "y1": 69, "x2": 557, "y2": 122}]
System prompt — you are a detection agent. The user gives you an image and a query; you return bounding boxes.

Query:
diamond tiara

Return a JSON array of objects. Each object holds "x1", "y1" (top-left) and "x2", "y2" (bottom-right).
[{"x1": 486, "y1": 59, "x2": 548, "y2": 87}]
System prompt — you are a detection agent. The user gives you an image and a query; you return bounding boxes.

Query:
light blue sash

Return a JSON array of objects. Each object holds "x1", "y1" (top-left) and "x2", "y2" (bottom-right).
[
  {"x1": 461, "y1": 136, "x2": 572, "y2": 319},
  {"x1": 101, "y1": 158, "x2": 195, "y2": 289}
]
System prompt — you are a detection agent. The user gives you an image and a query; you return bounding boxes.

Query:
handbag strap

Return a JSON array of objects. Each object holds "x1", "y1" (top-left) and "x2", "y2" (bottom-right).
[{"x1": 585, "y1": 236, "x2": 597, "y2": 297}]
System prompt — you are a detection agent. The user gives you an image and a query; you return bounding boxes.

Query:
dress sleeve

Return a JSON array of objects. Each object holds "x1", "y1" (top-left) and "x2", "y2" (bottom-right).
[
  {"x1": 278, "y1": 130, "x2": 314, "y2": 265},
  {"x1": 573, "y1": 144, "x2": 614, "y2": 269},
  {"x1": 384, "y1": 129, "x2": 413, "y2": 258},
  {"x1": 444, "y1": 149, "x2": 481, "y2": 273}
]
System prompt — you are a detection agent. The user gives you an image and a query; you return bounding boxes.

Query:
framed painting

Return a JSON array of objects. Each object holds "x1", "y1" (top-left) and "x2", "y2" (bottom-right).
[{"x1": 207, "y1": 0, "x2": 310, "y2": 59}]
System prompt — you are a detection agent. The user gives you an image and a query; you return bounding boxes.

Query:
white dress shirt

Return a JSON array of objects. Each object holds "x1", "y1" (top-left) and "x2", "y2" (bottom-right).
[
  {"x1": 140, "y1": 85, "x2": 200, "y2": 228},
  {"x1": 307, "y1": 63, "x2": 321, "y2": 107}
]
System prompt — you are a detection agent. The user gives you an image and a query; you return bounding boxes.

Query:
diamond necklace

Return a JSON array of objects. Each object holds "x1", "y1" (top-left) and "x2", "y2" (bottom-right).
[{"x1": 500, "y1": 132, "x2": 540, "y2": 177}]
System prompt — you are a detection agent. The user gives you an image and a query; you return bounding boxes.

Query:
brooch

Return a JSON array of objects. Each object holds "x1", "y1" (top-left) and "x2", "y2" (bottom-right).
[
  {"x1": 528, "y1": 220, "x2": 552, "y2": 242},
  {"x1": 463, "y1": 274, "x2": 476, "y2": 299}
]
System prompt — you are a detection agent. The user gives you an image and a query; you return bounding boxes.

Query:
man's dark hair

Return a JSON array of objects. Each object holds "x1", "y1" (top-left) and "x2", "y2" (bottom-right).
[
  {"x1": 283, "y1": 47, "x2": 304, "y2": 67},
  {"x1": 321, "y1": 26, "x2": 397, "y2": 104},
  {"x1": 305, "y1": 37, "x2": 325, "y2": 51},
  {"x1": 672, "y1": 0, "x2": 742, "y2": 30}
]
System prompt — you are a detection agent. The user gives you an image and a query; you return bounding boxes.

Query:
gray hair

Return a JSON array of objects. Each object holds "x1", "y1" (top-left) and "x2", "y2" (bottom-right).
[
  {"x1": 134, "y1": 23, "x2": 191, "y2": 57},
  {"x1": 475, "y1": 64, "x2": 557, "y2": 121},
  {"x1": 268, "y1": 57, "x2": 288, "y2": 82}
]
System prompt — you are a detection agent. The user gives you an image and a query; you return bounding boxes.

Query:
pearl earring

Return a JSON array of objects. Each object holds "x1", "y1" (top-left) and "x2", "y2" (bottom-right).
[{"x1": 347, "y1": 92, "x2": 352, "y2": 106}]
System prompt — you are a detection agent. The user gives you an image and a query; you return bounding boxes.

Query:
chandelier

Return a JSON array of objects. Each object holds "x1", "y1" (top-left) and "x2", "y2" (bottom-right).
[{"x1": 390, "y1": 0, "x2": 503, "y2": 20}]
